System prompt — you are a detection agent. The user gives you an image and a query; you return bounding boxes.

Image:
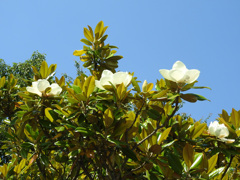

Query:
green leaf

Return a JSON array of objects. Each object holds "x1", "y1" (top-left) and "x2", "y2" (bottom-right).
[
  {"x1": 131, "y1": 77, "x2": 141, "y2": 93},
  {"x1": 55, "y1": 126, "x2": 65, "y2": 132},
  {"x1": 82, "y1": 76, "x2": 95, "y2": 99},
  {"x1": 80, "y1": 38, "x2": 92, "y2": 46},
  {"x1": 185, "y1": 93, "x2": 210, "y2": 101},
  {"x1": 152, "y1": 90, "x2": 168, "y2": 99},
  {"x1": 158, "y1": 127, "x2": 172, "y2": 144},
  {"x1": 45, "y1": 108, "x2": 55, "y2": 122},
  {"x1": 167, "y1": 152, "x2": 183, "y2": 174},
  {"x1": 190, "y1": 153, "x2": 203, "y2": 170},
  {"x1": 208, "y1": 153, "x2": 218, "y2": 173},
  {"x1": 103, "y1": 108, "x2": 114, "y2": 128},
  {"x1": 209, "y1": 167, "x2": 225, "y2": 179},
  {"x1": 94, "y1": 21, "x2": 104, "y2": 39},
  {"x1": 121, "y1": 147, "x2": 138, "y2": 161},
  {"x1": 230, "y1": 108, "x2": 240, "y2": 129},
  {"x1": 73, "y1": 50, "x2": 87, "y2": 56},
  {"x1": 180, "y1": 93, "x2": 198, "y2": 103},
  {"x1": 72, "y1": 85, "x2": 82, "y2": 94},
  {"x1": 84, "y1": 27, "x2": 93, "y2": 42},
  {"x1": 147, "y1": 109, "x2": 161, "y2": 120},
  {"x1": 75, "y1": 127, "x2": 93, "y2": 135},
  {"x1": 39, "y1": 61, "x2": 48, "y2": 78},
  {"x1": 106, "y1": 55, "x2": 123, "y2": 61},
  {"x1": 191, "y1": 123, "x2": 206, "y2": 140},
  {"x1": 191, "y1": 86, "x2": 211, "y2": 90},
  {"x1": 183, "y1": 143, "x2": 194, "y2": 170}
]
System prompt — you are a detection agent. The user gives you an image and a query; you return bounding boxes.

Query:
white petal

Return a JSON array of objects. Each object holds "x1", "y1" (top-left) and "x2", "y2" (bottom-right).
[
  {"x1": 26, "y1": 86, "x2": 42, "y2": 97},
  {"x1": 48, "y1": 83, "x2": 62, "y2": 96},
  {"x1": 95, "y1": 80, "x2": 105, "y2": 90},
  {"x1": 169, "y1": 69, "x2": 186, "y2": 83},
  {"x1": 218, "y1": 124, "x2": 229, "y2": 138},
  {"x1": 37, "y1": 79, "x2": 50, "y2": 92},
  {"x1": 172, "y1": 61, "x2": 187, "y2": 71},
  {"x1": 113, "y1": 72, "x2": 132, "y2": 86},
  {"x1": 100, "y1": 76, "x2": 113, "y2": 87},
  {"x1": 209, "y1": 121, "x2": 218, "y2": 136},
  {"x1": 185, "y1": 70, "x2": 200, "y2": 84},
  {"x1": 159, "y1": 69, "x2": 172, "y2": 81},
  {"x1": 101, "y1": 70, "x2": 113, "y2": 78},
  {"x1": 220, "y1": 138, "x2": 235, "y2": 144}
]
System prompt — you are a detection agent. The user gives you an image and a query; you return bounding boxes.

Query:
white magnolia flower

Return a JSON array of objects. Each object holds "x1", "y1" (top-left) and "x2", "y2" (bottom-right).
[
  {"x1": 159, "y1": 61, "x2": 200, "y2": 84},
  {"x1": 26, "y1": 79, "x2": 62, "y2": 97},
  {"x1": 95, "y1": 70, "x2": 132, "y2": 90},
  {"x1": 208, "y1": 121, "x2": 235, "y2": 143}
]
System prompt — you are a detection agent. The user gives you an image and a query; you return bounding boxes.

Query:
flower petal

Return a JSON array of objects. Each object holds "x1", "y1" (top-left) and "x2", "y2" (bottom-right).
[
  {"x1": 113, "y1": 72, "x2": 132, "y2": 86},
  {"x1": 172, "y1": 61, "x2": 187, "y2": 71},
  {"x1": 209, "y1": 121, "x2": 218, "y2": 136},
  {"x1": 26, "y1": 86, "x2": 42, "y2": 97},
  {"x1": 95, "y1": 80, "x2": 105, "y2": 90},
  {"x1": 185, "y1": 70, "x2": 200, "y2": 84},
  {"x1": 220, "y1": 138, "x2": 235, "y2": 144},
  {"x1": 37, "y1": 79, "x2": 50, "y2": 92},
  {"x1": 217, "y1": 124, "x2": 229, "y2": 138},
  {"x1": 169, "y1": 69, "x2": 186, "y2": 83},
  {"x1": 100, "y1": 76, "x2": 113, "y2": 87},
  {"x1": 101, "y1": 70, "x2": 113, "y2": 78},
  {"x1": 159, "y1": 69, "x2": 172, "y2": 81},
  {"x1": 48, "y1": 83, "x2": 62, "y2": 96}
]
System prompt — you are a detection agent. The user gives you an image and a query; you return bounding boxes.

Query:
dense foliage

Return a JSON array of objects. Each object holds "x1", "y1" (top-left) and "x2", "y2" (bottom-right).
[{"x1": 0, "y1": 21, "x2": 240, "y2": 180}]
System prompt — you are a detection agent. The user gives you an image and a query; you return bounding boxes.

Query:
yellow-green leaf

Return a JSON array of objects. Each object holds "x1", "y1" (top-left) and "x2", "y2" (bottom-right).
[
  {"x1": 82, "y1": 76, "x2": 95, "y2": 99},
  {"x1": 45, "y1": 108, "x2": 54, "y2": 122},
  {"x1": 48, "y1": 64, "x2": 57, "y2": 76},
  {"x1": 0, "y1": 76, "x2": 6, "y2": 88},
  {"x1": 84, "y1": 27, "x2": 93, "y2": 42},
  {"x1": 14, "y1": 159, "x2": 26, "y2": 174},
  {"x1": 0, "y1": 164, "x2": 8, "y2": 177},
  {"x1": 103, "y1": 108, "x2": 114, "y2": 128},
  {"x1": 183, "y1": 143, "x2": 194, "y2": 170},
  {"x1": 73, "y1": 50, "x2": 87, "y2": 56},
  {"x1": 158, "y1": 127, "x2": 172, "y2": 145},
  {"x1": 152, "y1": 89, "x2": 168, "y2": 99},
  {"x1": 40, "y1": 61, "x2": 48, "y2": 79},
  {"x1": 94, "y1": 21, "x2": 104, "y2": 39},
  {"x1": 208, "y1": 153, "x2": 218, "y2": 174},
  {"x1": 117, "y1": 83, "x2": 126, "y2": 100},
  {"x1": 230, "y1": 108, "x2": 240, "y2": 128},
  {"x1": 191, "y1": 123, "x2": 206, "y2": 140}
]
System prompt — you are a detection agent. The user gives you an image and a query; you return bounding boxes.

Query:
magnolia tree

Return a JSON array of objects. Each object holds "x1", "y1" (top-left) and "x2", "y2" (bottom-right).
[{"x1": 0, "y1": 21, "x2": 240, "y2": 180}]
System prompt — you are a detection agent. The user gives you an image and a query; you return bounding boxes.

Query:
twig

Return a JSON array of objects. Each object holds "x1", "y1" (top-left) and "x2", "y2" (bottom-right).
[{"x1": 221, "y1": 155, "x2": 234, "y2": 179}]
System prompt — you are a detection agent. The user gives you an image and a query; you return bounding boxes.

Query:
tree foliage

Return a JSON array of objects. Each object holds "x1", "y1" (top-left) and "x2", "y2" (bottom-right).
[{"x1": 0, "y1": 21, "x2": 240, "y2": 180}]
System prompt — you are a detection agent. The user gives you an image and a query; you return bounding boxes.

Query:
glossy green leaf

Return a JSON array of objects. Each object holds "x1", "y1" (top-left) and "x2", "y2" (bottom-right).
[
  {"x1": 82, "y1": 76, "x2": 95, "y2": 99},
  {"x1": 191, "y1": 123, "x2": 206, "y2": 140},
  {"x1": 207, "y1": 153, "x2": 218, "y2": 174},
  {"x1": 158, "y1": 127, "x2": 172, "y2": 144},
  {"x1": 84, "y1": 27, "x2": 93, "y2": 42},
  {"x1": 167, "y1": 152, "x2": 183, "y2": 175},
  {"x1": 121, "y1": 147, "x2": 138, "y2": 161},
  {"x1": 80, "y1": 38, "x2": 92, "y2": 46},
  {"x1": 180, "y1": 93, "x2": 198, "y2": 103},
  {"x1": 190, "y1": 153, "x2": 203, "y2": 170},
  {"x1": 209, "y1": 167, "x2": 225, "y2": 179},
  {"x1": 45, "y1": 108, "x2": 54, "y2": 122},
  {"x1": 183, "y1": 143, "x2": 194, "y2": 170},
  {"x1": 103, "y1": 108, "x2": 114, "y2": 128},
  {"x1": 39, "y1": 61, "x2": 48, "y2": 78}
]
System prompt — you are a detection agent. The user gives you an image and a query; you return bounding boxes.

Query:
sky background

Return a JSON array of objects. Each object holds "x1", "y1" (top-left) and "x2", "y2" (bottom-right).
[{"x1": 0, "y1": 1, "x2": 240, "y2": 123}]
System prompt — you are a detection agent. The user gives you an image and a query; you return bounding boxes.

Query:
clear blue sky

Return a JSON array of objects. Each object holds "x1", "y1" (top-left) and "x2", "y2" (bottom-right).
[{"x1": 1, "y1": 1, "x2": 240, "y2": 122}]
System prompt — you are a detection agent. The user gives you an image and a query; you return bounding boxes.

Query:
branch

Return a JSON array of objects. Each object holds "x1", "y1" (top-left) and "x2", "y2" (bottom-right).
[
  {"x1": 134, "y1": 96, "x2": 179, "y2": 149},
  {"x1": 221, "y1": 155, "x2": 234, "y2": 179}
]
